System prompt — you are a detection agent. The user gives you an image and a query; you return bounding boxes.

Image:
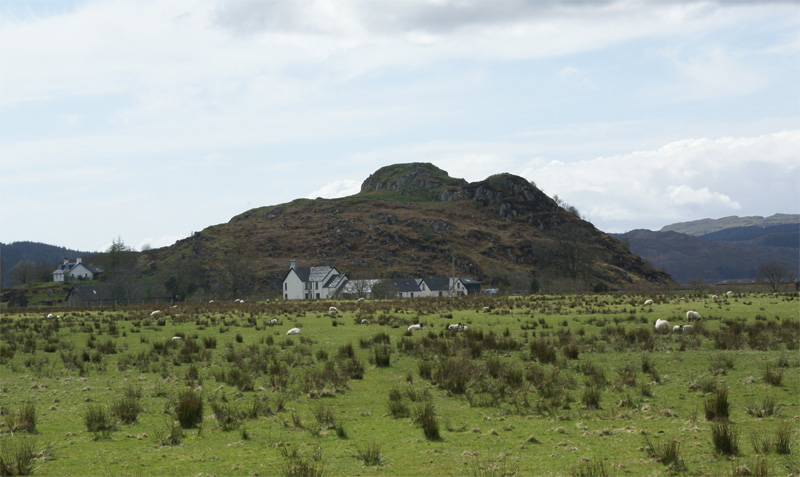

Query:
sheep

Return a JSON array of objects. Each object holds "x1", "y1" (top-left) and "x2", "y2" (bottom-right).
[
  {"x1": 357, "y1": 297, "x2": 365, "y2": 303},
  {"x1": 286, "y1": 327, "x2": 301, "y2": 335},
  {"x1": 209, "y1": 300, "x2": 215, "y2": 303},
  {"x1": 150, "y1": 310, "x2": 162, "y2": 317},
  {"x1": 171, "y1": 336, "x2": 182, "y2": 340},
  {"x1": 268, "y1": 318, "x2": 279, "y2": 326},
  {"x1": 711, "y1": 294, "x2": 718, "y2": 301},
  {"x1": 672, "y1": 325, "x2": 683, "y2": 333},
  {"x1": 643, "y1": 299, "x2": 653, "y2": 306},
  {"x1": 482, "y1": 306, "x2": 491, "y2": 312},
  {"x1": 329, "y1": 306, "x2": 339, "y2": 315},
  {"x1": 682, "y1": 324, "x2": 693, "y2": 334},
  {"x1": 448, "y1": 323, "x2": 467, "y2": 331},
  {"x1": 726, "y1": 291, "x2": 733, "y2": 296},
  {"x1": 46, "y1": 313, "x2": 55, "y2": 319},
  {"x1": 654, "y1": 319, "x2": 670, "y2": 333},
  {"x1": 407, "y1": 323, "x2": 424, "y2": 332},
  {"x1": 360, "y1": 319, "x2": 369, "y2": 324},
  {"x1": 686, "y1": 310, "x2": 700, "y2": 321}
]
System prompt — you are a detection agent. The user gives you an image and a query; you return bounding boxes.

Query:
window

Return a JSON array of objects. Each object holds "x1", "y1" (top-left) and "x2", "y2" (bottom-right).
[
  {"x1": 316, "y1": 293, "x2": 320, "y2": 299},
  {"x1": 284, "y1": 283, "x2": 287, "y2": 290}
]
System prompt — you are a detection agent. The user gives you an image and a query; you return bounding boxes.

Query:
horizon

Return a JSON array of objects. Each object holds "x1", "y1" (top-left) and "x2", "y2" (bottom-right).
[{"x1": 1, "y1": 1, "x2": 798, "y2": 252}]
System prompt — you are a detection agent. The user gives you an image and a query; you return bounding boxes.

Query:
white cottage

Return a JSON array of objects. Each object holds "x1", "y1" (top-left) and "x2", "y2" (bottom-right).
[
  {"x1": 53, "y1": 258, "x2": 101, "y2": 282},
  {"x1": 282, "y1": 259, "x2": 348, "y2": 300}
]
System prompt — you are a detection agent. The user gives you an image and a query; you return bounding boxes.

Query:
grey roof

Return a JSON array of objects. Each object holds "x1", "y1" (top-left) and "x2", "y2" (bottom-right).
[
  {"x1": 325, "y1": 274, "x2": 347, "y2": 290},
  {"x1": 390, "y1": 278, "x2": 421, "y2": 293},
  {"x1": 421, "y1": 278, "x2": 450, "y2": 291}
]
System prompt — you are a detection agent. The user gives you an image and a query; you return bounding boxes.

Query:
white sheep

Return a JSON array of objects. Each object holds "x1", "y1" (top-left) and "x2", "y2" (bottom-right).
[
  {"x1": 643, "y1": 299, "x2": 653, "y2": 306},
  {"x1": 726, "y1": 291, "x2": 733, "y2": 296},
  {"x1": 268, "y1": 318, "x2": 279, "y2": 326},
  {"x1": 357, "y1": 297, "x2": 365, "y2": 303},
  {"x1": 654, "y1": 319, "x2": 670, "y2": 333},
  {"x1": 209, "y1": 300, "x2": 215, "y2": 303},
  {"x1": 46, "y1": 313, "x2": 55, "y2": 319},
  {"x1": 482, "y1": 306, "x2": 491, "y2": 312},
  {"x1": 329, "y1": 306, "x2": 339, "y2": 315},
  {"x1": 672, "y1": 324, "x2": 683, "y2": 333},
  {"x1": 686, "y1": 310, "x2": 700, "y2": 321},
  {"x1": 407, "y1": 323, "x2": 424, "y2": 332},
  {"x1": 360, "y1": 319, "x2": 369, "y2": 324},
  {"x1": 150, "y1": 310, "x2": 162, "y2": 317},
  {"x1": 287, "y1": 327, "x2": 301, "y2": 335},
  {"x1": 711, "y1": 294, "x2": 718, "y2": 301},
  {"x1": 171, "y1": 336, "x2": 182, "y2": 340},
  {"x1": 682, "y1": 324, "x2": 693, "y2": 334},
  {"x1": 448, "y1": 323, "x2": 467, "y2": 331}
]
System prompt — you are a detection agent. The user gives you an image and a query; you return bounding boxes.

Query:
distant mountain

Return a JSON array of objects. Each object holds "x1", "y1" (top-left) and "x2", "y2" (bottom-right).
[
  {"x1": 660, "y1": 213, "x2": 799, "y2": 236},
  {"x1": 142, "y1": 163, "x2": 671, "y2": 296},
  {"x1": 614, "y1": 215, "x2": 799, "y2": 284}
]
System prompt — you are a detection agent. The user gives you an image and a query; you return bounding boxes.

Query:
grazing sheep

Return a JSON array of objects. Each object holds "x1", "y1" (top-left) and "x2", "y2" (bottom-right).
[
  {"x1": 682, "y1": 324, "x2": 693, "y2": 334},
  {"x1": 171, "y1": 336, "x2": 182, "y2": 340},
  {"x1": 726, "y1": 291, "x2": 733, "y2": 296},
  {"x1": 360, "y1": 319, "x2": 368, "y2": 324},
  {"x1": 46, "y1": 313, "x2": 55, "y2": 319},
  {"x1": 643, "y1": 299, "x2": 653, "y2": 306},
  {"x1": 654, "y1": 319, "x2": 670, "y2": 333},
  {"x1": 268, "y1": 318, "x2": 279, "y2": 326},
  {"x1": 686, "y1": 310, "x2": 700, "y2": 321},
  {"x1": 672, "y1": 325, "x2": 683, "y2": 333},
  {"x1": 482, "y1": 307, "x2": 491, "y2": 312},
  {"x1": 329, "y1": 306, "x2": 339, "y2": 315},
  {"x1": 711, "y1": 294, "x2": 718, "y2": 301},
  {"x1": 287, "y1": 327, "x2": 301, "y2": 335},
  {"x1": 357, "y1": 297, "x2": 365, "y2": 303},
  {"x1": 209, "y1": 300, "x2": 215, "y2": 303},
  {"x1": 150, "y1": 310, "x2": 162, "y2": 317},
  {"x1": 448, "y1": 323, "x2": 467, "y2": 331},
  {"x1": 407, "y1": 323, "x2": 424, "y2": 332}
]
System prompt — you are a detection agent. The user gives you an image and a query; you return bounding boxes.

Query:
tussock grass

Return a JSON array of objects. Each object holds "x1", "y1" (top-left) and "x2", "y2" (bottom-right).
[{"x1": 711, "y1": 420, "x2": 740, "y2": 456}]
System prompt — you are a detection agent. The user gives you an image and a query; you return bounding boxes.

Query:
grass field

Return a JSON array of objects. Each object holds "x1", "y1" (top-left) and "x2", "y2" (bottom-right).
[{"x1": 0, "y1": 292, "x2": 798, "y2": 476}]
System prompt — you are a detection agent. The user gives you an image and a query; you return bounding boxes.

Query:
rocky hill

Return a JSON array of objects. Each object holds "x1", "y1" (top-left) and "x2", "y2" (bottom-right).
[{"x1": 148, "y1": 163, "x2": 670, "y2": 296}]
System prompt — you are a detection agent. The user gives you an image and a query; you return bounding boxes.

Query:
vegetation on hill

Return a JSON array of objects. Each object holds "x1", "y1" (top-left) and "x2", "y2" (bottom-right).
[
  {"x1": 0, "y1": 241, "x2": 96, "y2": 288},
  {"x1": 660, "y1": 213, "x2": 799, "y2": 236}
]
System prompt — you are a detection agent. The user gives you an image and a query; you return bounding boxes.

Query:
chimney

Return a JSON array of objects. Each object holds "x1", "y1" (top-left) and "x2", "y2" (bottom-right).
[
  {"x1": 290, "y1": 259, "x2": 296, "y2": 270},
  {"x1": 76, "y1": 258, "x2": 82, "y2": 264},
  {"x1": 64, "y1": 259, "x2": 69, "y2": 265}
]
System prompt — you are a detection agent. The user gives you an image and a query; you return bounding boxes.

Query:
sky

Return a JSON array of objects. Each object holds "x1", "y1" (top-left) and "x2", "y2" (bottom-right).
[{"x1": 1, "y1": 0, "x2": 798, "y2": 253}]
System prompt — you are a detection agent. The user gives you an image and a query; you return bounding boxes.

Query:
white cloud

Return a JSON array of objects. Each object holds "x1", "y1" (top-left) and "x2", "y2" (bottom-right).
[{"x1": 306, "y1": 179, "x2": 362, "y2": 199}]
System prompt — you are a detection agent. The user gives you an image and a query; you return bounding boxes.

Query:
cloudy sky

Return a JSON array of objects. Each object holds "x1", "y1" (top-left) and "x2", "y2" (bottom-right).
[{"x1": 1, "y1": 0, "x2": 798, "y2": 252}]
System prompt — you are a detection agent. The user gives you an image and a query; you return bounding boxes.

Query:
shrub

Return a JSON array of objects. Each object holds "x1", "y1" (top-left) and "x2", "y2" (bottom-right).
[
  {"x1": 414, "y1": 401, "x2": 440, "y2": 441},
  {"x1": 84, "y1": 404, "x2": 115, "y2": 438},
  {"x1": 355, "y1": 442, "x2": 384, "y2": 466},
  {"x1": 154, "y1": 419, "x2": 183, "y2": 447},
  {"x1": 387, "y1": 398, "x2": 409, "y2": 419},
  {"x1": 572, "y1": 458, "x2": 609, "y2": 477},
  {"x1": 744, "y1": 395, "x2": 781, "y2": 418},
  {"x1": 175, "y1": 389, "x2": 203, "y2": 429},
  {"x1": 763, "y1": 363, "x2": 784, "y2": 386},
  {"x1": 0, "y1": 437, "x2": 38, "y2": 476},
  {"x1": 704, "y1": 387, "x2": 730, "y2": 421},
  {"x1": 373, "y1": 345, "x2": 391, "y2": 368},
  {"x1": 774, "y1": 421, "x2": 793, "y2": 455},
  {"x1": 711, "y1": 421, "x2": 740, "y2": 456},
  {"x1": 111, "y1": 394, "x2": 141, "y2": 425},
  {"x1": 418, "y1": 361, "x2": 433, "y2": 380},
  {"x1": 644, "y1": 436, "x2": 686, "y2": 471},
  {"x1": 312, "y1": 405, "x2": 336, "y2": 428},
  {"x1": 279, "y1": 444, "x2": 326, "y2": 477},
  {"x1": 210, "y1": 400, "x2": 240, "y2": 431},
  {"x1": 15, "y1": 403, "x2": 36, "y2": 434},
  {"x1": 582, "y1": 385, "x2": 602, "y2": 410}
]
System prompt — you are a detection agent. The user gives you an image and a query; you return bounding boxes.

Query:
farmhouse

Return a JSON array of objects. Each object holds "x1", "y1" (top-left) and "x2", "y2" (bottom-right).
[
  {"x1": 53, "y1": 258, "x2": 102, "y2": 282},
  {"x1": 65, "y1": 285, "x2": 115, "y2": 307},
  {"x1": 283, "y1": 259, "x2": 348, "y2": 300}
]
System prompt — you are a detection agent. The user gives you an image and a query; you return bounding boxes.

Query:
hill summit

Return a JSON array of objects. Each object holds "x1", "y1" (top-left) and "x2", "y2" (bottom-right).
[{"x1": 153, "y1": 163, "x2": 671, "y2": 296}]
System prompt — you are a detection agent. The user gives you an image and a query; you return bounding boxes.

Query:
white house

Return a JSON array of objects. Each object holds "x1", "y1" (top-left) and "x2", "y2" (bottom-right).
[
  {"x1": 282, "y1": 259, "x2": 348, "y2": 300},
  {"x1": 53, "y1": 258, "x2": 101, "y2": 282},
  {"x1": 417, "y1": 277, "x2": 481, "y2": 297}
]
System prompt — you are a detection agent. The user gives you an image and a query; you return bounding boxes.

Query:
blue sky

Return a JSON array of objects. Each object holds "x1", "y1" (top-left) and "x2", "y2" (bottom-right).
[{"x1": 1, "y1": 0, "x2": 798, "y2": 252}]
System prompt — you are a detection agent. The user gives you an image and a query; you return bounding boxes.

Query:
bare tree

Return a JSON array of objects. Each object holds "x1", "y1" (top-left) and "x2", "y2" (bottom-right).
[
  {"x1": 370, "y1": 279, "x2": 398, "y2": 300},
  {"x1": 9, "y1": 259, "x2": 36, "y2": 285},
  {"x1": 689, "y1": 277, "x2": 708, "y2": 295},
  {"x1": 756, "y1": 262, "x2": 794, "y2": 293}
]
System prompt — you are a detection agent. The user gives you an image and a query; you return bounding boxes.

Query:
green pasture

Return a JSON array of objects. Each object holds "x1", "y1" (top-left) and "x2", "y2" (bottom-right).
[{"x1": 0, "y1": 292, "x2": 798, "y2": 476}]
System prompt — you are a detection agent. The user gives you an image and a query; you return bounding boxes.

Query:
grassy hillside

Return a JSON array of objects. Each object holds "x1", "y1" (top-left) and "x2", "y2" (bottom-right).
[{"x1": 1, "y1": 293, "x2": 797, "y2": 475}]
